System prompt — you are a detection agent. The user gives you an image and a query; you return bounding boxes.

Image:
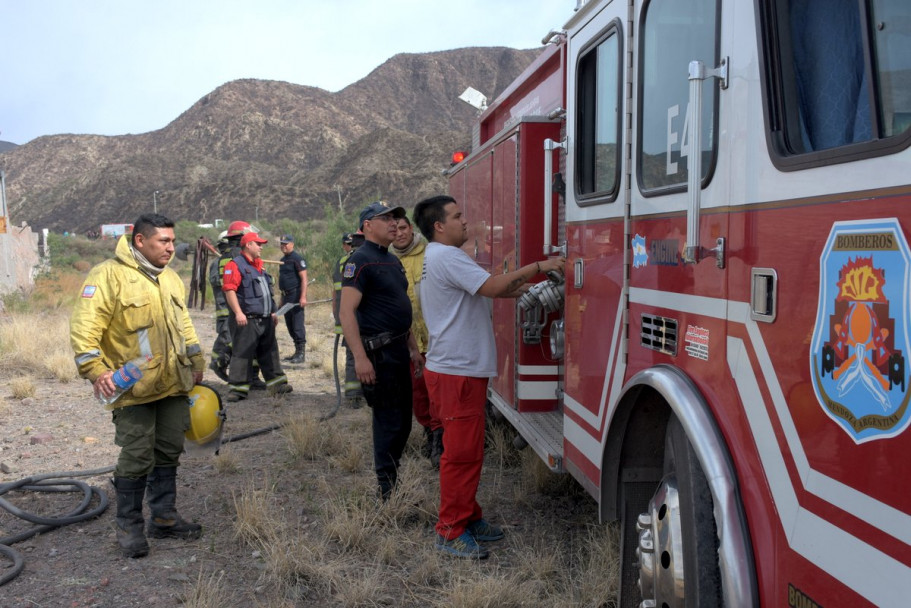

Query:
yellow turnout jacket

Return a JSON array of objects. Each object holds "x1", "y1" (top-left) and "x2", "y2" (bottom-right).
[
  {"x1": 393, "y1": 235, "x2": 429, "y2": 352},
  {"x1": 70, "y1": 235, "x2": 205, "y2": 409}
]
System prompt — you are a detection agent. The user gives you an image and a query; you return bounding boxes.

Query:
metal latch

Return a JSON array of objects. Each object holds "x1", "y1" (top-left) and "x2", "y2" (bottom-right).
[{"x1": 750, "y1": 268, "x2": 778, "y2": 322}]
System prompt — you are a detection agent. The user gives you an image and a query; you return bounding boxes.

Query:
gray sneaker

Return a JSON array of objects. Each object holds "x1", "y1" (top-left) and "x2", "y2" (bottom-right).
[
  {"x1": 435, "y1": 531, "x2": 489, "y2": 559},
  {"x1": 466, "y1": 518, "x2": 504, "y2": 542}
]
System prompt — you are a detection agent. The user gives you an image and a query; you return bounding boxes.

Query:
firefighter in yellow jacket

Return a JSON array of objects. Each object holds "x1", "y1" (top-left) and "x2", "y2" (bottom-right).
[{"x1": 70, "y1": 213, "x2": 205, "y2": 559}]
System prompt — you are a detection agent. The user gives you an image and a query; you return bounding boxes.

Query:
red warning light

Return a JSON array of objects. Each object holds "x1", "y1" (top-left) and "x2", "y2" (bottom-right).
[{"x1": 451, "y1": 150, "x2": 467, "y2": 165}]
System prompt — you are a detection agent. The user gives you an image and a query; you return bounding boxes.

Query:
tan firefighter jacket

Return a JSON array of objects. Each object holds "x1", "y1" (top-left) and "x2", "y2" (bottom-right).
[
  {"x1": 392, "y1": 234, "x2": 429, "y2": 353},
  {"x1": 70, "y1": 235, "x2": 205, "y2": 409}
]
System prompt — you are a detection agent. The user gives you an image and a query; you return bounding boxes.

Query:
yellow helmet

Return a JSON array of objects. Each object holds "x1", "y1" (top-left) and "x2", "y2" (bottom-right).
[{"x1": 186, "y1": 383, "x2": 224, "y2": 451}]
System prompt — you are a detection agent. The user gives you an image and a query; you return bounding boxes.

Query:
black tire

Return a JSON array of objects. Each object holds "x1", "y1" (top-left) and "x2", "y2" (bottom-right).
[{"x1": 663, "y1": 415, "x2": 722, "y2": 607}]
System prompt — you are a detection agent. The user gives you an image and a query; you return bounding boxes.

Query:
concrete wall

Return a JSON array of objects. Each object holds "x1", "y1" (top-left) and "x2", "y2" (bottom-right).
[{"x1": 0, "y1": 171, "x2": 42, "y2": 297}]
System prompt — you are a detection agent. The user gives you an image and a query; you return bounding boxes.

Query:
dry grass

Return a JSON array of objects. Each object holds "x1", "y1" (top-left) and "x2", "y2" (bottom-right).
[
  {"x1": 575, "y1": 522, "x2": 621, "y2": 605},
  {"x1": 213, "y1": 448, "x2": 240, "y2": 474},
  {"x1": 321, "y1": 476, "x2": 388, "y2": 553},
  {"x1": 233, "y1": 482, "x2": 279, "y2": 547},
  {"x1": 282, "y1": 412, "x2": 344, "y2": 462},
  {"x1": 0, "y1": 313, "x2": 79, "y2": 382},
  {"x1": 334, "y1": 566, "x2": 395, "y2": 607},
  {"x1": 329, "y1": 433, "x2": 366, "y2": 473},
  {"x1": 30, "y1": 272, "x2": 87, "y2": 311},
  {"x1": 182, "y1": 570, "x2": 232, "y2": 608},
  {"x1": 485, "y1": 422, "x2": 524, "y2": 470},
  {"x1": 439, "y1": 571, "x2": 548, "y2": 608},
  {"x1": 10, "y1": 376, "x2": 37, "y2": 399},
  {"x1": 230, "y1": 478, "x2": 340, "y2": 600}
]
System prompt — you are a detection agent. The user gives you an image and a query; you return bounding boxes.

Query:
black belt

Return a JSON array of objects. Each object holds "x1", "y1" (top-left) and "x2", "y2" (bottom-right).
[
  {"x1": 281, "y1": 288, "x2": 300, "y2": 296},
  {"x1": 362, "y1": 331, "x2": 408, "y2": 352}
]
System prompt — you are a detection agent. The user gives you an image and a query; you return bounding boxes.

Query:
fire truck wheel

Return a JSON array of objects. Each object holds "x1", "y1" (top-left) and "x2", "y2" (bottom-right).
[{"x1": 635, "y1": 415, "x2": 722, "y2": 608}]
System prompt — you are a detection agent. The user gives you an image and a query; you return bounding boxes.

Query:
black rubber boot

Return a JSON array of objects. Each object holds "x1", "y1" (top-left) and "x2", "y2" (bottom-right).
[
  {"x1": 288, "y1": 343, "x2": 306, "y2": 364},
  {"x1": 430, "y1": 428, "x2": 444, "y2": 470},
  {"x1": 146, "y1": 467, "x2": 202, "y2": 540},
  {"x1": 378, "y1": 472, "x2": 397, "y2": 502},
  {"x1": 112, "y1": 476, "x2": 149, "y2": 558}
]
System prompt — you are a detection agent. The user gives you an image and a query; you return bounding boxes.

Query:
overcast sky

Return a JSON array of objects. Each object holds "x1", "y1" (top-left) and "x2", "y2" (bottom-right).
[{"x1": 1, "y1": 1, "x2": 574, "y2": 145}]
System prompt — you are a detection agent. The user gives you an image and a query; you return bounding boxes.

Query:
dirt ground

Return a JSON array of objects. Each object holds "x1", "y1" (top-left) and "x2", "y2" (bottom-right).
[{"x1": 0, "y1": 306, "x2": 608, "y2": 607}]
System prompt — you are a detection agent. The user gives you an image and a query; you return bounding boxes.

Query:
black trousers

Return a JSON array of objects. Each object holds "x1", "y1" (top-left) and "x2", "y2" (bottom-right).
[
  {"x1": 211, "y1": 312, "x2": 231, "y2": 367},
  {"x1": 227, "y1": 316, "x2": 286, "y2": 392},
  {"x1": 281, "y1": 289, "x2": 306, "y2": 345},
  {"x1": 362, "y1": 345, "x2": 413, "y2": 497}
]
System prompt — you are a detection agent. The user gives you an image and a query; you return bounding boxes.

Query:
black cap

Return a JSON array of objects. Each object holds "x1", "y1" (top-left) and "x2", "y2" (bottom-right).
[{"x1": 358, "y1": 201, "x2": 405, "y2": 230}]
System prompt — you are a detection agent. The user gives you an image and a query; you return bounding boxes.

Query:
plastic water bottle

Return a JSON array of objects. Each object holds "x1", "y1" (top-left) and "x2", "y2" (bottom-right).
[{"x1": 98, "y1": 356, "x2": 151, "y2": 406}]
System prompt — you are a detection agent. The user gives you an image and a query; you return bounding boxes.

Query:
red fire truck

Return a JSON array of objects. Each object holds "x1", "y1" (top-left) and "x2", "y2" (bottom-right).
[{"x1": 447, "y1": 0, "x2": 911, "y2": 606}]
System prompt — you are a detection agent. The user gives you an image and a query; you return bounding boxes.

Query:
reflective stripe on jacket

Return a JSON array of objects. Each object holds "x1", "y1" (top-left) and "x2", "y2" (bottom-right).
[
  {"x1": 393, "y1": 237, "x2": 429, "y2": 352},
  {"x1": 232, "y1": 254, "x2": 275, "y2": 316},
  {"x1": 70, "y1": 235, "x2": 205, "y2": 409}
]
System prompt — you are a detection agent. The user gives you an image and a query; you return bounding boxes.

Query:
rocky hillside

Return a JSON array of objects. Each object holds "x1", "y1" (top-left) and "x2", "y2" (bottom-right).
[{"x1": 0, "y1": 47, "x2": 540, "y2": 233}]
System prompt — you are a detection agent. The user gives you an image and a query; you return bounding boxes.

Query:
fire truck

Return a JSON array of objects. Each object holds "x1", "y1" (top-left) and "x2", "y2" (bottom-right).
[{"x1": 446, "y1": 0, "x2": 911, "y2": 606}]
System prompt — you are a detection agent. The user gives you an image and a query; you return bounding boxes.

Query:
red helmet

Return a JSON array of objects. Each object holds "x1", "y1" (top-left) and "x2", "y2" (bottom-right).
[{"x1": 226, "y1": 221, "x2": 251, "y2": 237}]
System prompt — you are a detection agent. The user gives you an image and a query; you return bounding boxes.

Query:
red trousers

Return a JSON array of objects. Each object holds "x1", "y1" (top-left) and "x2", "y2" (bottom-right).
[
  {"x1": 411, "y1": 355, "x2": 440, "y2": 431},
  {"x1": 425, "y1": 370, "x2": 487, "y2": 540}
]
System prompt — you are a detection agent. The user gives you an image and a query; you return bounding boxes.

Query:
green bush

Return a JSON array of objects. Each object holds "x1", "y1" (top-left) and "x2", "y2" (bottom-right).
[{"x1": 47, "y1": 232, "x2": 117, "y2": 269}]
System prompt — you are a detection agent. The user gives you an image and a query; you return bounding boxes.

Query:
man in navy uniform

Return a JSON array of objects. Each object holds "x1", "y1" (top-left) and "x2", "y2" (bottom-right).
[
  {"x1": 339, "y1": 202, "x2": 423, "y2": 499},
  {"x1": 278, "y1": 235, "x2": 308, "y2": 364}
]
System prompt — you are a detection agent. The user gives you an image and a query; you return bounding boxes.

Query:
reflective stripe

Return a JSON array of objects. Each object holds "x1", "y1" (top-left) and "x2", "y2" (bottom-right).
[
  {"x1": 136, "y1": 328, "x2": 152, "y2": 358},
  {"x1": 265, "y1": 375, "x2": 288, "y2": 387},
  {"x1": 229, "y1": 383, "x2": 250, "y2": 394},
  {"x1": 75, "y1": 351, "x2": 101, "y2": 365}
]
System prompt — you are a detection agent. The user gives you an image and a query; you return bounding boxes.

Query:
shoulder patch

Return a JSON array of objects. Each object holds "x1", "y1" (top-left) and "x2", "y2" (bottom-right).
[
  {"x1": 81, "y1": 285, "x2": 97, "y2": 298},
  {"x1": 224, "y1": 268, "x2": 233, "y2": 275},
  {"x1": 343, "y1": 262, "x2": 356, "y2": 278}
]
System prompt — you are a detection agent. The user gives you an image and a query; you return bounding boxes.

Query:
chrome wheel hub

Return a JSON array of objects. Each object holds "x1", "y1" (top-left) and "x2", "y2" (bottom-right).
[{"x1": 635, "y1": 476, "x2": 685, "y2": 608}]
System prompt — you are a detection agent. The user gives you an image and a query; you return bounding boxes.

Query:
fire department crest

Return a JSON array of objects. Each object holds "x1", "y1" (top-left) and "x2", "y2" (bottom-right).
[{"x1": 810, "y1": 218, "x2": 911, "y2": 443}]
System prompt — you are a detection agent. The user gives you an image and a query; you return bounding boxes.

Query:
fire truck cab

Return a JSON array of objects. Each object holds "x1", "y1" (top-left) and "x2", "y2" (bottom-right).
[{"x1": 447, "y1": 0, "x2": 911, "y2": 606}]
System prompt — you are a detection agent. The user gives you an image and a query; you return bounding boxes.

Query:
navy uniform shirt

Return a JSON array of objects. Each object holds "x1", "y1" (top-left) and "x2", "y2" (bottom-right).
[
  {"x1": 342, "y1": 240, "x2": 412, "y2": 340},
  {"x1": 279, "y1": 250, "x2": 307, "y2": 292}
]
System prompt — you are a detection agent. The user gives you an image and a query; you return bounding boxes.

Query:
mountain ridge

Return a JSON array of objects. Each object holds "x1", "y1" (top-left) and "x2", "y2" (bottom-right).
[{"x1": 0, "y1": 46, "x2": 540, "y2": 232}]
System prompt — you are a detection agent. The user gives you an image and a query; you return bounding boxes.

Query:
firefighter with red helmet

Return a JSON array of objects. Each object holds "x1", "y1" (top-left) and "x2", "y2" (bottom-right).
[
  {"x1": 208, "y1": 220, "x2": 267, "y2": 389},
  {"x1": 222, "y1": 232, "x2": 293, "y2": 401}
]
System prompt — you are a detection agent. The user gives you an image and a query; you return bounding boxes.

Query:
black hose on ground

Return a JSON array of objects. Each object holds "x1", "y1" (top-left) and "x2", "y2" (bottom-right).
[
  {"x1": 321, "y1": 333, "x2": 343, "y2": 422},
  {"x1": 0, "y1": 466, "x2": 113, "y2": 586},
  {"x1": 1, "y1": 376, "x2": 345, "y2": 586}
]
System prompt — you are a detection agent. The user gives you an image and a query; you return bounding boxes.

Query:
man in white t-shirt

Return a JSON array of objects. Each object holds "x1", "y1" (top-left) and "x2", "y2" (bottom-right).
[{"x1": 414, "y1": 195, "x2": 565, "y2": 559}]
